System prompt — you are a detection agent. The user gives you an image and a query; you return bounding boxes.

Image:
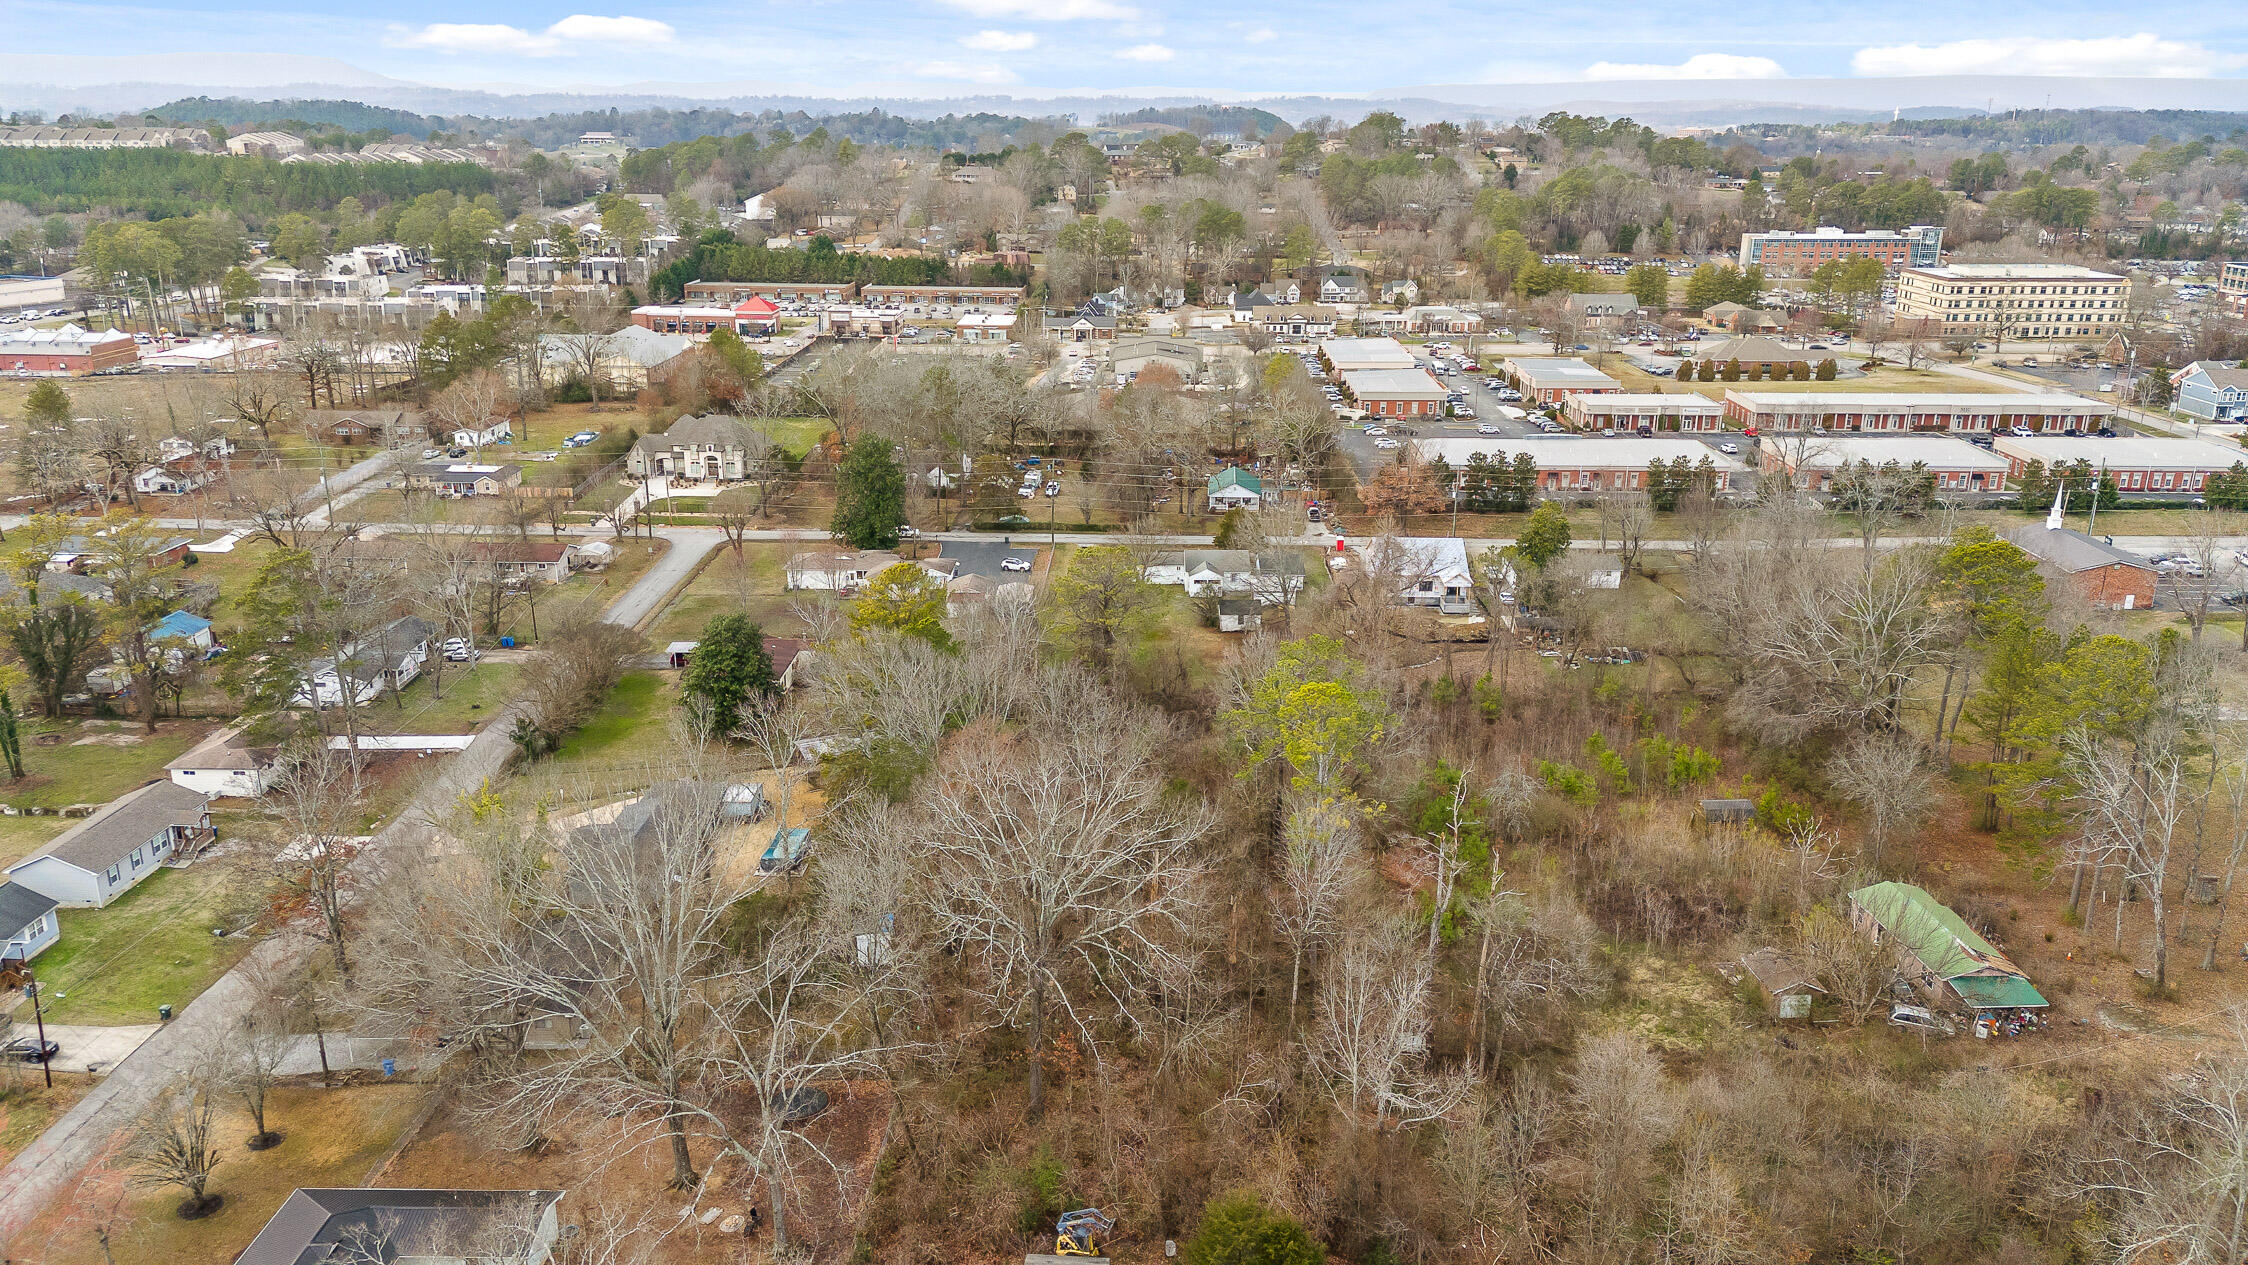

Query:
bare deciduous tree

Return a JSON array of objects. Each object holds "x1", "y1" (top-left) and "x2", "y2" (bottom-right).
[
  {"x1": 1308, "y1": 918, "x2": 1464, "y2": 1130},
  {"x1": 1272, "y1": 797, "x2": 1363, "y2": 1023},
  {"x1": 1827, "y1": 730, "x2": 1939, "y2": 871}
]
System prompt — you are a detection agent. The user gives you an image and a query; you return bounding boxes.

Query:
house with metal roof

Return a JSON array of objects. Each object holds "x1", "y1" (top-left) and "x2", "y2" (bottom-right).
[
  {"x1": 238, "y1": 1188, "x2": 564, "y2": 1265},
  {"x1": 1206, "y1": 466, "x2": 1264, "y2": 511},
  {"x1": 1848, "y1": 881, "x2": 2048, "y2": 1012},
  {"x1": 2, "y1": 780, "x2": 214, "y2": 908}
]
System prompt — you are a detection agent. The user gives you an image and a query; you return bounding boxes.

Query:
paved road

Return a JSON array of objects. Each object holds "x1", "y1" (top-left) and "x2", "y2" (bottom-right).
[
  {"x1": 15, "y1": 1024, "x2": 160, "y2": 1076},
  {"x1": 0, "y1": 522, "x2": 727, "y2": 1246}
]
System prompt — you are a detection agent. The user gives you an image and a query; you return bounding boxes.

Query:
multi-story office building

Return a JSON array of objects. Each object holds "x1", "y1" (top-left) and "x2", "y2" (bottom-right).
[
  {"x1": 1738, "y1": 225, "x2": 1943, "y2": 274},
  {"x1": 2221, "y1": 260, "x2": 2247, "y2": 316},
  {"x1": 1892, "y1": 263, "x2": 2128, "y2": 341}
]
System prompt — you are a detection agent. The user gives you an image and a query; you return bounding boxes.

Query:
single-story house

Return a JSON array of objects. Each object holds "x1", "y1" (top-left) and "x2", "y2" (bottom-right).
[
  {"x1": 158, "y1": 433, "x2": 235, "y2": 462},
  {"x1": 468, "y1": 540, "x2": 576, "y2": 585},
  {"x1": 166, "y1": 727, "x2": 283, "y2": 798},
  {"x1": 2008, "y1": 524, "x2": 2157, "y2": 611},
  {"x1": 1, "y1": 780, "x2": 214, "y2": 908},
  {"x1": 132, "y1": 457, "x2": 222, "y2": 496},
  {"x1": 1145, "y1": 549, "x2": 1307, "y2": 605},
  {"x1": 1207, "y1": 466, "x2": 1264, "y2": 511},
  {"x1": 1, "y1": 880, "x2": 60, "y2": 962},
  {"x1": 404, "y1": 463, "x2": 523, "y2": 498},
  {"x1": 1376, "y1": 536, "x2": 1476, "y2": 614},
  {"x1": 306, "y1": 409, "x2": 420, "y2": 446},
  {"x1": 450, "y1": 416, "x2": 513, "y2": 448},
  {"x1": 1848, "y1": 880, "x2": 2049, "y2": 1013},
  {"x1": 296, "y1": 616, "x2": 435, "y2": 708},
  {"x1": 237, "y1": 1188, "x2": 566, "y2": 1265},
  {"x1": 150, "y1": 609, "x2": 219, "y2": 662},
  {"x1": 785, "y1": 549, "x2": 904, "y2": 592},
  {"x1": 1216, "y1": 597, "x2": 1262, "y2": 633}
]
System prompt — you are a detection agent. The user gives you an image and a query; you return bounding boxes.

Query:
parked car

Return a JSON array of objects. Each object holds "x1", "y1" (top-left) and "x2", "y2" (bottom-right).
[
  {"x1": 1000, "y1": 555, "x2": 1033, "y2": 572},
  {"x1": 1888, "y1": 1005, "x2": 1956, "y2": 1036},
  {"x1": 1719, "y1": 442, "x2": 1740, "y2": 455},
  {"x1": 896, "y1": 524, "x2": 920, "y2": 538},
  {"x1": 1364, "y1": 426, "x2": 1387, "y2": 437},
  {"x1": 443, "y1": 637, "x2": 476, "y2": 662},
  {"x1": 1044, "y1": 481, "x2": 1061, "y2": 496},
  {"x1": 3, "y1": 1036, "x2": 59, "y2": 1063},
  {"x1": 1373, "y1": 437, "x2": 1402, "y2": 450},
  {"x1": 1477, "y1": 423, "x2": 1502, "y2": 435}
]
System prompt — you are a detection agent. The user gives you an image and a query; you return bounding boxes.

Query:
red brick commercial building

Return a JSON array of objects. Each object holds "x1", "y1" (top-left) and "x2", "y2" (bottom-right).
[
  {"x1": 1501, "y1": 357, "x2": 1621, "y2": 405},
  {"x1": 1341, "y1": 368, "x2": 1448, "y2": 417},
  {"x1": 1565, "y1": 393, "x2": 1725, "y2": 433},
  {"x1": 0, "y1": 324, "x2": 138, "y2": 376},
  {"x1": 861, "y1": 284, "x2": 1024, "y2": 308},
  {"x1": 1737, "y1": 225, "x2": 1944, "y2": 275},
  {"x1": 2009, "y1": 526, "x2": 2156, "y2": 610},
  {"x1": 1988, "y1": 434, "x2": 2248, "y2": 494},
  {"x1": 683, "y1": 280, "x2": 858, "y2": 304},
  {"x1": 1722, "y1": 391, "x2": 2113, "y2": 434}
]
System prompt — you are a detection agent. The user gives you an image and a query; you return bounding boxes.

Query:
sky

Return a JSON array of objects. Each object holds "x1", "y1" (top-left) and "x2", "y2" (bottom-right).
[{"x1": 7, "y1": 0, "x2": 2248, "y2": 98}]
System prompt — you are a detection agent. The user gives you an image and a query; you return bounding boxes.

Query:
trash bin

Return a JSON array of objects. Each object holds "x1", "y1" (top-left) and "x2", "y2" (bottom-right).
[
  {"x1": 381, "y1": 1058, "x2": 396, "y2": 1077},
  {"x1": 158, "y1": 1004, "x2": 172, "y2": 1021},
  {"x1": 500, "y1": 636, "x2": 516, "y2": 648}
]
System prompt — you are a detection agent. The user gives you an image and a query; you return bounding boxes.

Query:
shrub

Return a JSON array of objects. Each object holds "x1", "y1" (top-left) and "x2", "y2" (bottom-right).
[
  {"x1": 1185, "y1": 1193, "x2": 1322, "y2": 1265},
  {"x1": 1538, "y1": 759, "x2": 1599, "y2": 808}
]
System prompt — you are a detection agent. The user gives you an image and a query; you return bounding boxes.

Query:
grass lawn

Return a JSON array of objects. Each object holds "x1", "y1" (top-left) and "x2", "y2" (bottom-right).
[
  {"x1": 0, "y1": 1075, "x2": 94, "y2": 1167},
  {"x1": 760, "y1": 416, "x2": 832, "y2": 458},
  {"x1": 364, "y1": 661, "x2": 521, "y2": 736},
  {"x1": 15, "y1": 863, "x2": 255, "y2": 1026},
  {"x1": 646, "y1": 541, "x2": 801, "y2": 646},
  {"x1": 174, "y1": 538, "x2": 277, "y2": 624},
  {"x1": 33, "y1": 1084, "x2": 430, "y2": 1265},
  {"x1": 550, "y1": 670, "x2": 677, "y2": 765},
  {"x1": 2, "y1": 718, "x2": 222, "y2": 813}
]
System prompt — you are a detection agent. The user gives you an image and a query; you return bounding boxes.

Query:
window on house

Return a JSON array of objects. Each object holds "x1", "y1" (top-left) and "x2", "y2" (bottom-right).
[{"x1": 105, "y1": 864, "x2": 120, "y2": 883}]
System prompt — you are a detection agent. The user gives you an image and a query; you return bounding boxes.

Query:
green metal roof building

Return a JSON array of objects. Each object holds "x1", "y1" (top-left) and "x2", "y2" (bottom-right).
[
  {"x1": 1206, "y1": 466, "x2": 1264, "y2": 509},
  {"x1": 1848, "y1": 881, "x2": 2049, "y2": 1010}
]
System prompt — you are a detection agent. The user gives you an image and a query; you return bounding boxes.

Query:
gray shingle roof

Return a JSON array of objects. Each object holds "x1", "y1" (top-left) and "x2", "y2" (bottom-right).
[
  {"x1": 2008, "y1": 526, "x2": 2154, "y2": 575},
  {"x1": 237, "y1": 1188, "x2": 564, "y2": 1265},
  {"x1": 4, "y1": 780, "x2": 207, "y2": 876},
  {"x1": 0, "y1": 880, "x2": 58, "y2": 939}
]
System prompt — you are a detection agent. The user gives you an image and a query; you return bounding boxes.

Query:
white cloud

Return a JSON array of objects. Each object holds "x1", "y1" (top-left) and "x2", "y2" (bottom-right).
[
  {"x1": 544, "y1": 14, "x2": 675, "y2": 44},
  {"x1": 386, "y1": 13, "x2": 673, "y2": 56},
  {"x1": 1581, "y1": 53, "x2": 1786, "y2": 80},
  {"x1": 1851, "y1": 33, "x2": 2248, "y2": 78},
  {"x1": 937, "y1": 0, "x2": 1138, "y2": 20},
  {"x1": 959, "y1": 29, "x2": 1038, "y2": 52},
  {"x1": 1242, "y1": 28, "x2": 1278, "y2": 44},
  {"x1": 1114, "y1": 43, "x2": 1175, "y2": 62},
  {"x1": 909, "y1": 59, "x2": 1020, "y2": 84}
]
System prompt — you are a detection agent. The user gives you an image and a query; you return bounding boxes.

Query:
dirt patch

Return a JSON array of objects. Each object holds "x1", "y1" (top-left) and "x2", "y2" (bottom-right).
[{"x1": 68, "y1": 733, "x2": 147, "y2": 748}]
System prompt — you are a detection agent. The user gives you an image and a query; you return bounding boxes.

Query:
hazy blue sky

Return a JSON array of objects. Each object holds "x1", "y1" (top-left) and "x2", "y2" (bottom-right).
[{"x1": 9, "y1": 0, "x2": 2248, "y2": 96}]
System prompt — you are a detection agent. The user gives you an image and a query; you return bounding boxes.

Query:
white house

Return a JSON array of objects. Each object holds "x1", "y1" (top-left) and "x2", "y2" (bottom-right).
[
  {"x1": 1, "y1": 880, "x2": 60, "y2": 963},
  {"x1": 1206, "y1": 466, "x2": 1264, "y2": 511},
  {"x1": 784, "y1": 549, "x2": 924, "y2": 592},
  {"x1": 296, "y1": 616, "x2": 434, "y2": 708},
  {"x1": 166, "y1": 727, "x2": 283, "y2": 798},
  {"x1": 1377, "y1": 537, "x2": 1477, "y2": 614},
  {"x1": 450, "y1": 416, "x2": 514, "y2": 448},
  {"x1": 158, "y1": 433, "x2": 235, "y2": 461},
  {"x1": 1144, "y1": 550, "x2": 1308, "y2": 605},
  {"x1": 132, "y1": 458, "x2": 220, "y2": 495},
  {"x1": 2, "y1": 780, "x2": 214, "y2": 908}
]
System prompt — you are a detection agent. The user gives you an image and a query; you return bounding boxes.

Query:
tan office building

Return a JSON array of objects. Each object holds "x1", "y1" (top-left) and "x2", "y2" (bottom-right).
[{"x1": 1892, "y1": 263, "x2": 2127, "y2": 341}]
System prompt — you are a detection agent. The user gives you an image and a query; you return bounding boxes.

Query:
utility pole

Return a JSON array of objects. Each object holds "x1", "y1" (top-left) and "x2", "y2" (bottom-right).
[{"x1": 27, "y1": 970, "x2": 52, "y2": 1088}]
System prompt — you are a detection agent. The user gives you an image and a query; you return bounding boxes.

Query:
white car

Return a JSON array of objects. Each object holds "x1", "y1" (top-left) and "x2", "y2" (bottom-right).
[
  {"x1": 1044, "y1": 481, "x2": 1061, "y2": 496},
  {"x1": 1719, "y1": 442, "x2": 1740, "y2": 455},
  {"x1": 1477, "y1": 423, "x2": 1501, "y2": 435},
  {"x1": 1888, "y1": 1005, "x2": 1956, "y2": 1037},
  {"x1": 1000, "y1": 555, "x2": 1033, "y2": 572},
  {"x1": 1363, "y1": 426, "x2": 1387, "y2": 436},
  {"x1": 1372, "y1": 437, "x2": 1402, "y2": 450},
  {"x1": 896, "y1": 524, "x2": 920, "y2": 538}
]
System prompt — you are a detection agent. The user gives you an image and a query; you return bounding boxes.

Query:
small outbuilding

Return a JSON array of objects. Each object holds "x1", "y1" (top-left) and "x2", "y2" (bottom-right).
[
  {"x1": 1740, "y1": 946, "x2": 1823, "y2": 1019},
  {"x1": 1694, "y1": 798, "x2": 1758, "y2": 828}
]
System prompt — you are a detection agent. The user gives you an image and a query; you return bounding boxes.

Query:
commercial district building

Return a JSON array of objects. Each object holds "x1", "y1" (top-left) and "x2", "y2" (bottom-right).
[
  {"x1": 1891, "y1": 263, "x2": 2128, "y2": 341},
  {"x1": 1721, "y1": 391, "x2": 2113, "y2": 434},
  {"x1": 1760, "y1": 434, "x2": 2013, "y2": 493},
  {"x1": 1737, "y1": 225, "x2": 1944, "y2": 274},
  {"x1": 1988, "y1": 434, "x2": 2248, "y2": 494},
  {"x1": 1415, "y1": 436, "x2": 1751, "y2": 494}
]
